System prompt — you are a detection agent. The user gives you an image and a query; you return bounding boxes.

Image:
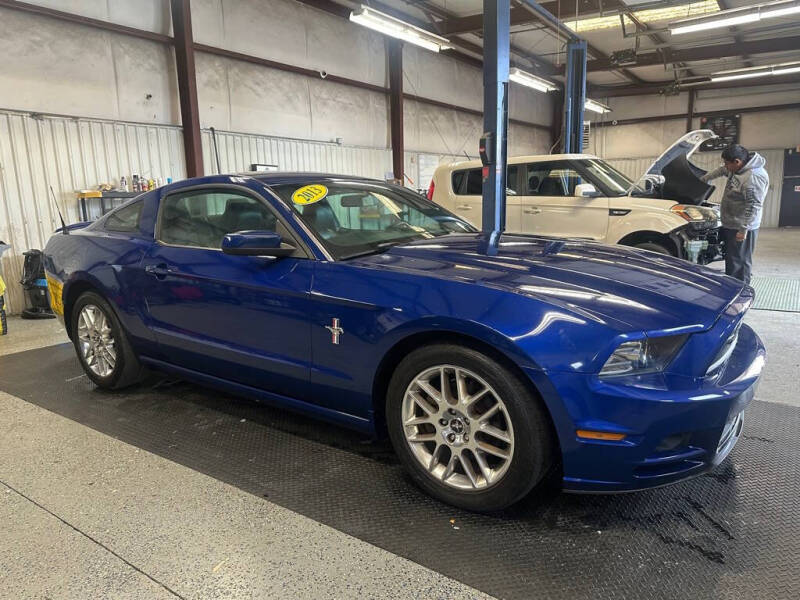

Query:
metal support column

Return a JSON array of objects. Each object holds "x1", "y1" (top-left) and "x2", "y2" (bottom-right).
[
  {"x1": 170, "y1": 0, "x2": 204, "y2": 178},
  {"x1": 388, "y1": 40, "x2": 404, "y2": 184},
  {"x1": 480, "y1": 0, "x2": 510, "y2": 256},
  {"x1": 563, "y1": 39, "x2": 587, "y2": 154},
  {"x1": 686, "y1": 89, "x2": 696, "y2": 132}
]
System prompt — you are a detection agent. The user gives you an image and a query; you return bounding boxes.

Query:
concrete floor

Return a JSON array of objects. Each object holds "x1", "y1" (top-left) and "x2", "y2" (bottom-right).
[{"x1": 0, "y1": 227, "x2": 798, "y2": 599}]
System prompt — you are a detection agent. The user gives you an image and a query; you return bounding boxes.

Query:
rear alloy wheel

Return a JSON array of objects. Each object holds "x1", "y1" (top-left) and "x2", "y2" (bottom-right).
[
  {"x1": 71, "y1": 291, "x2": 143, "y2": 389},
  {"x1": 77, "y1": 304, "x2": 117, "y2": 378},
  {"x1": 387, "y1": 344, "x2": 554, "y2": 511}
]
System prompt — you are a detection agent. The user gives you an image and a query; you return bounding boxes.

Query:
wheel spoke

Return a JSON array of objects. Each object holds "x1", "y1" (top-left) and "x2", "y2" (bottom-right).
[
  {"x1": 428, "y1": 444, "x2": 442, "y2": 471},
  {"x1": 408, "y1": 432, "x2": 436, "y2": 443},
  {"x1": 476, "y1": 441, "x2": 510, "y2": 460},
  {"x1": 459, "y1": 453, "x2": 479, "y2": 488},
  {"x1": 440, "y1": 367, "x2": 453, "y2": 405},
  {"x1": 474, "y1": 449, "x2": 493, "y2": 484},
  {"x1": 464, "y1": 387, "x2": 490, "y2": 412},
  {"x1": 409, "y1": 390, "x2": 435, "y2": 416},
  {"x1": 480, "y1": 424, "x2": 512, "y2": 444},
  {"x1": 442, "y1": 453, "x2": 458, "y2": 481},
  {"x1": 404, "y1": 415, "x2": 430, "y2": 427},
  {"x1": 416, "y1": 379, "x2": 442, "y2": 405},
  {"x1": 477, "y1": 400, "x2": 501, "y2": 422},
  {"x1": 455, "y1": 368, "x2": 468, "y2": 403}
]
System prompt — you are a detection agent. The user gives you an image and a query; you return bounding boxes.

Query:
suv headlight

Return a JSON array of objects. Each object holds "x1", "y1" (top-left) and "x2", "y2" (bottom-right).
[
  {"x1": 600, "y1": 335, "x2": 688, "y2": 377},
  {"x1": 670, "y1": 204, "x2": 719, "y2": 224}
]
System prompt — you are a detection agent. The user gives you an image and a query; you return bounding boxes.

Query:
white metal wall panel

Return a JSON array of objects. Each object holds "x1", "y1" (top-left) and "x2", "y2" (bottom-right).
[
  {"x1": 606, "y1": 149, "x2": 785, "y2": 228},
  {"x1": 0, "y1": 110, "x2": 185, "y2": 313},
  {"x1": 201, "y1": 129, "x2": 392, "y2": 180}
]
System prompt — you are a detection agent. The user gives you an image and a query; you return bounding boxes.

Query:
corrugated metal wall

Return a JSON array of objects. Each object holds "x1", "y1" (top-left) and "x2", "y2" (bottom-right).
[
  {"x1": 0, "y1": 110, "x2": 186, "y2": 313},
  {"x1": 606, "y1": 149, "x2": 785, "y2": 228},
  {"x1": 201, "y1": 129, "x2": 392, "y2": 179}
]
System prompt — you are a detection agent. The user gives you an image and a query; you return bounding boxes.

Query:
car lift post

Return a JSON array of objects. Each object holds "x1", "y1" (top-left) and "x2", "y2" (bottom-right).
[
  {"x1": 517, "y1": 1, "x2": 587, "y2": 153},
  {"x1": 563, "y1": 39, "x2": 588, "y2": 153},
  {"x1": 479, "y1": 0, "x2": 510, "y2": 256}
]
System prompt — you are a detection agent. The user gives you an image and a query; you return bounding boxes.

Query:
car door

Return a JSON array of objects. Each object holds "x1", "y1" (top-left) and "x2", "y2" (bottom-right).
[
  {"x1": 520, "y1": 161, "x2": 609, "y2": 240},
  {"x1": 139, "y1": 185, "x2": 314, "y2": 400},
  {"x1": 450, "y1": 165, "x2": 522, "y2": 232}
]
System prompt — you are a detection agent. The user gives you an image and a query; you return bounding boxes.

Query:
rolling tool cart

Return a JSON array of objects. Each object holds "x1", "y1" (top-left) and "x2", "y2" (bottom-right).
[{"x1": 20, "y1": 249, "x2": 55, "y2": 320}]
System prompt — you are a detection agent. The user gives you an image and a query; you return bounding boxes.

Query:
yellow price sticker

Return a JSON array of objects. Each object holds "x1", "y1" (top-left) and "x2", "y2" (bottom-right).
[
  {"x1": 46, "y1": 274, "x2": 64, "y2": 316},
  {"x1": 292, "y1": 184, "x2": 328, "y2": 206}
]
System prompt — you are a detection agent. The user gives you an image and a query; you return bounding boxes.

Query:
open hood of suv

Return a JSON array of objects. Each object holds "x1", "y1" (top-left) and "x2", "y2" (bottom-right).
[{"x1": 635, "y1": 129, "x2": 718, "y2": 205}]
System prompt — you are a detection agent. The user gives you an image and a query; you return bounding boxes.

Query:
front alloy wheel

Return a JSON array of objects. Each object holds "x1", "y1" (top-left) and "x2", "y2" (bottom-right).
[
  {"x1": 387, "y1": 344, "x2": 554, "y2": 512},
  {"x1": 402, "y1": 365, "x2": 514, "y2": 490}
]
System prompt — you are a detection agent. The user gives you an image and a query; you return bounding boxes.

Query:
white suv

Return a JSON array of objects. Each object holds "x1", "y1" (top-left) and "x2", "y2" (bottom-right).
[{"x1": 429, "y1": 131, "x2": 724, "y2": 264}]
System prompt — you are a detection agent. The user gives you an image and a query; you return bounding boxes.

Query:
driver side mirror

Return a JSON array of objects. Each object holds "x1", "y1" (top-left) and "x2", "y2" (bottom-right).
[
  {"x1": 221, "y1": 231, "x2": 295, "y2": 257},
  {"x1": 574, "y1": 183, "x2": 600, "y2": 198}
]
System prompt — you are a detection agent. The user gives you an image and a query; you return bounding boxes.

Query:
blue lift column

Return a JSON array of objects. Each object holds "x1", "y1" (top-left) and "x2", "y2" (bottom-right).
[
  {"x1": 563, "y1": 39, "x2": 588, "y2": 153},
  {"x1": 517, "y1": 1, "x2": 587, "y2": 153},
  {"x1": 479, "y1": 0, "x2": 510, "y2": 256}
]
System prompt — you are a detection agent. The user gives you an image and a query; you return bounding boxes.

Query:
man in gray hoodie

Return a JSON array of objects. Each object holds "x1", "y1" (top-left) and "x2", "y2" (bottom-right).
[{"x1": 701, "y1": 144, "x2": 768, "y2": 284}]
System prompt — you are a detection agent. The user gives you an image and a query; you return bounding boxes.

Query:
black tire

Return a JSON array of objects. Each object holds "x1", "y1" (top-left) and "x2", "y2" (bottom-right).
[
  {"x1": 70, "y1": 291, "x2": 143, "y2": 389},
  {"x1": 634, "y1": 241, "x2": 673, "y2": 255},
  {"x1": 386, "y1": 344, "x2": 554, "y2": 512}
]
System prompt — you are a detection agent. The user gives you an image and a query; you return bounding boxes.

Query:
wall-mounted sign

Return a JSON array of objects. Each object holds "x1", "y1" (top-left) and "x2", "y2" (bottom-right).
[{"x1": 699, "y1": 114, "x2": 740, "y2": 151}]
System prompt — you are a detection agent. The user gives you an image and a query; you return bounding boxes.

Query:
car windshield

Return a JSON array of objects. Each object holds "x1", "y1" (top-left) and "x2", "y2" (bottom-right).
[
  {"x1": 272, "y1": 181, "x2": 476, "y2": 259},
  {"x1": 579, "y1": 158, "x2": 640, "y2": 196}
]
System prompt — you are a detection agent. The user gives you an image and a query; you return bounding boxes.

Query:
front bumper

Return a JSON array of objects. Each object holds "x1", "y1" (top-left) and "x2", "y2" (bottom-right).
[{"x1": 529, "y1": 323, "x2": 765, "y2": 493}]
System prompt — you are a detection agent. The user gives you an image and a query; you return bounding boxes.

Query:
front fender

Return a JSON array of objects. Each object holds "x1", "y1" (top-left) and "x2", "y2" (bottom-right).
[{"x1": 607, "y1": 198, "x2": 684, "y2": 244}]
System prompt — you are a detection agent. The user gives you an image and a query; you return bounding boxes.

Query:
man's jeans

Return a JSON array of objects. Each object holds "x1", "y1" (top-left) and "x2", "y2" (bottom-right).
[{"x1": 722, "y1": 227, "x2": 758, "y2": 284}]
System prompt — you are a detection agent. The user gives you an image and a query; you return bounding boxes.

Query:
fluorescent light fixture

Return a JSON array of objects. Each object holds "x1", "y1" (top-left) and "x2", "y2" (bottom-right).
[
  {"x1": 761, "y1": 0, "x2": 800, "y2": 17},
  {"x1": 349, "y1": 5, "x2": 450, "y2": 52},
  {"x1": 585, "y1": 99, "x2": 612, "y2": 114},
  {"x1": 565, "y1": 1, "x2": 718, "y2": 33},
  {"x1": 509, "y1": 68, "x2": 558, "y2": 93},
  {"x1": 670, "y1": 0, "x2": 800, "y2": 35},
  {"x1": 710, "y1": 60, "x2": 800, "y2": 82}
]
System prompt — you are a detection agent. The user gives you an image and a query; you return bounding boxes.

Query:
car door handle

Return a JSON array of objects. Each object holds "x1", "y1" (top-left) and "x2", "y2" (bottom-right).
[
  {"x1": 456, "y1": 204, "x2": 473, "y2": 210},
  {"x1": 524, "y1": 207, "x2": 541, "y2": 214},
  {"x1": 144, "y1": 264, "x2": 172, "y2": 279}
]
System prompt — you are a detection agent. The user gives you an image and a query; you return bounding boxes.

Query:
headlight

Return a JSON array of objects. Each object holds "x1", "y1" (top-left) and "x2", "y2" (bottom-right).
[
  {"x1": 600, "y1": 335, "x2": 688, "y2": 377},
  {"x1": 670, "y1": 204, "x2": 719, "y2": 224}
]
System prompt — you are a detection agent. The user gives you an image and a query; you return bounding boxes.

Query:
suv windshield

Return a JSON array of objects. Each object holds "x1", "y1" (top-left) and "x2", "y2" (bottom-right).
[
  {"x1": 272, "y1": 181, "x2": 476, "y2": 259},
  {"x1": 579, "y1": 159, "x2": 638, "y2": 196}
]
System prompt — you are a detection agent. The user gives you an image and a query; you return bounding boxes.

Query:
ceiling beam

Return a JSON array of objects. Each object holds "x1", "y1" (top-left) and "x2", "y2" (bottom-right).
[
  {"x1": 572, "y1": 35, "x2": 800, "y2": 73},
  {"x1": 591, "y1": 72, "x2": 800, "y2": 97}
]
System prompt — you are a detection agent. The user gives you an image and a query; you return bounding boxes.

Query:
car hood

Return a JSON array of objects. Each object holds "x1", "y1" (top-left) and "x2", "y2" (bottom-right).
[
  {"x1": 354, "y1": 233, "x2": 743, "y2": 333},
  {"x1": 635, "y1": 129, "x2": 718, "y2": 205}
]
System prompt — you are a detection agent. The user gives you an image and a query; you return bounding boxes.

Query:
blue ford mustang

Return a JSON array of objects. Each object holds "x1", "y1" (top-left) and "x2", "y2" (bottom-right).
[{"x1": 44, "y1": 173, "x2": 765, "y2": 511}]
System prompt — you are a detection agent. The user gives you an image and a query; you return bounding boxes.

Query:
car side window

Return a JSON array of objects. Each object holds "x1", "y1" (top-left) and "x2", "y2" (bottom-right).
[
  {"x1": 159, "y1": 190, "x2": 278, "y2": 249},
  {"x1": 104, "y1": 200, "x2": 143, "y2": 233},
  {"x1": 524, "y1": 162, "x2": 583, "y2": 197},
  {"x1": 453, "y1": 165, "x2": 519, "y2": 195}
]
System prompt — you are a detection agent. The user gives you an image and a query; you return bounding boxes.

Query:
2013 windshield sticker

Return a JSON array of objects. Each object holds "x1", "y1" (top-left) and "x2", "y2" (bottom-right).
[{"x1": 292, "y1": 184, "x2": 328, "y2": 205}]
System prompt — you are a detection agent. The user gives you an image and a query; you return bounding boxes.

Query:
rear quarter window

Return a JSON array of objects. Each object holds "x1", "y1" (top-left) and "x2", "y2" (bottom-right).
[
  {"x1": 104, "y1": 200, "x2": 143, "y2": 233},
  {"x1": 452, "y1": 166, "x2": 520, "y2": 196}
]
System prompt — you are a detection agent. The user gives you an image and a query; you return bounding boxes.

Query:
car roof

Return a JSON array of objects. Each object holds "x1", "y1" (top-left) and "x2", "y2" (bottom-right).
[
  {"x1": 442, "y1": 154, "x2": 598, "y2": 171},
  {"x1": 240, "y1": 172, "x2": 385, "y2": 186}
]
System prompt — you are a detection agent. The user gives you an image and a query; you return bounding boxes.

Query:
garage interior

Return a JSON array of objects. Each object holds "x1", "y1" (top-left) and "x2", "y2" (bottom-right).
[{"x1": 1, "y1": 1, "x2": 800, "y2": 599}]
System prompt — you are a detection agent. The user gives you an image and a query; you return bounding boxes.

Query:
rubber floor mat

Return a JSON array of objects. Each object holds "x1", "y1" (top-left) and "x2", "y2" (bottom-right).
[
  {"x1": 1, "y1": 344, "x2": 799, "y2": 600},
  {"x1": 751, "y1": 276, "x2": 800, "y2": 312}
]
